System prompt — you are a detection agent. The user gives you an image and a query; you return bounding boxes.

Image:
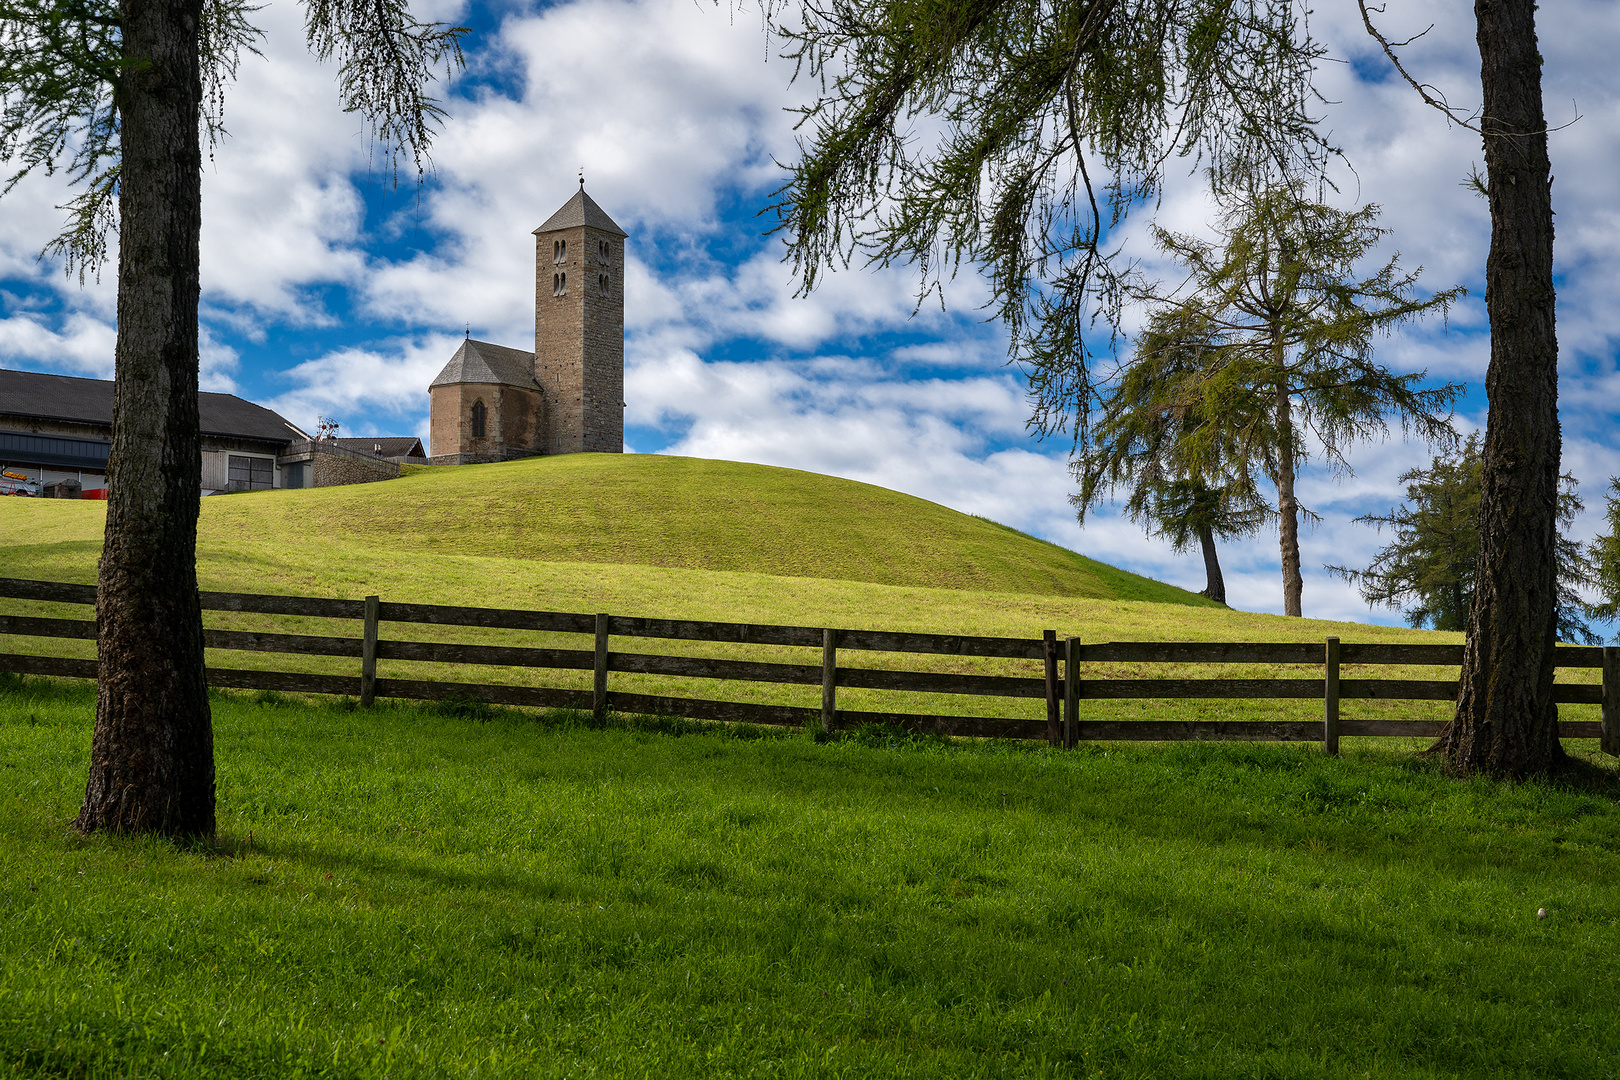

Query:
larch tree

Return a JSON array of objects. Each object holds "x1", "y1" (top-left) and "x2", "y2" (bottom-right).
[
  {"x1": 1120, "y1": 187, "x2": 1462, "y2": 616},
  {"x1": 1073, "y1": 321, "x2": 1272, "y2": 606},
  {"x1": 1357, "y1": 1, "x2": 1568, "y2": 775},
  {"x1": 1586, "y1": 479, "x2": 1620, "y2": 634},
  {"x1": 771, "y1": 0, "x2": 1581, "y2": 776},
  {"x1": 0, "y1": 0, "x2": 464, "y2": 838},
  {"x1": 1329, "y1": 433, "x2": 1599, "y2": 645}
]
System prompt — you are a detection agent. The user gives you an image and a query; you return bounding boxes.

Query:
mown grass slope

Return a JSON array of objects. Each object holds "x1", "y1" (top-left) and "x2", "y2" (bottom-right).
[{"x1": 0, "y1": 453, "x2": 1213, "y2": 603}]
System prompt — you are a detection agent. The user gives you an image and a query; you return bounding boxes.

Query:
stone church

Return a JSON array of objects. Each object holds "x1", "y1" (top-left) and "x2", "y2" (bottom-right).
[{"x1": 429, "y1": 184, "x2": 627, "y2": 463}]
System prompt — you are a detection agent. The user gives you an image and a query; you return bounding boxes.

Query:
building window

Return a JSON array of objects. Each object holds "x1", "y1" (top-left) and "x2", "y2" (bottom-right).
[
  {"x1": 553, "y1": 239, "x2": 566, "y2": 264},
  {"x1": 470, "y1": 400, "x2": 486, "y2": 438},
  {"x1": 553, "y1": 271, "x2": 567, "y2": 297},
  {"x1": 227, "y1": 455, "x2": 273, "y2": 491},
  {"x1": 599, "y1": 273, "x2": 609, "y2": 294},
  {"x1": 597, "y1": 239, "x2": 610, "y2": 263}
]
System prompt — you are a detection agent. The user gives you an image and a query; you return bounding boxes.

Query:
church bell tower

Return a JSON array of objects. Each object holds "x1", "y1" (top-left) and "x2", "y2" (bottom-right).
[{"x1": 532, "y1": 182, "x2": 627, "y2": 454}]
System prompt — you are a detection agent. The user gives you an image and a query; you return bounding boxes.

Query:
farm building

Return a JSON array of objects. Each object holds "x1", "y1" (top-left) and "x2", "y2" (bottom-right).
[
  {"x1": 0, "y1": 369, "x2": 423, "y2": 496},
  {"x1": 2, "y1": 183, "x2": 624, "y2": 494}
]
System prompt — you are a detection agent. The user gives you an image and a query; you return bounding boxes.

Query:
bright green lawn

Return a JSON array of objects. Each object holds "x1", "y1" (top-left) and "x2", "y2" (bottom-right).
[{"x1": 2, "y1": 676, "x2": 1618, "y2": 1078}]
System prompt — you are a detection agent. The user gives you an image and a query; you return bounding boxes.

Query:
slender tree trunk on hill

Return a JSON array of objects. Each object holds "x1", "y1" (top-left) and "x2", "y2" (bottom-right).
[
  {"x1": 73, "y1": 0, "x2": 215, "y2": 838},
  {"x1": 1274, "y1": 367, "x2": 1303, "y2": 618},
  {"x1": 1435, "y1": 0, "x2": 1564, "y2": 776},
  {"x1": 1197, "y1": 526, "x2": 1227, "y2": 605}
]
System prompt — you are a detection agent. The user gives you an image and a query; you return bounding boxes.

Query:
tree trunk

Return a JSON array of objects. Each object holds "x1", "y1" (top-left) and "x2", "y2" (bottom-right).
[
  {"x1": 1197, "y1": 525, "x2": 1226, "y2": 605},
  {"x1": 74, "y1": 0, "x2": 215, "y2": 838},
  {"x1": 1435, "y1": 0, "x2": 1564, "y2": 776},
  {"x1": 1274, "y1": 380, "x2": 1303, "y2": 617}
]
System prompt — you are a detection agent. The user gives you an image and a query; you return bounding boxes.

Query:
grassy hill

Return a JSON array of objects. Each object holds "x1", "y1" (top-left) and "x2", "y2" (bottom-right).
[
  {"x1": 206, "y1": 453, "x2": 1209, "y2": 602},
  {"x1": 3, "y1": 451, "x2": 1509, "y2": 730},
  {"x1": 3, "y1": 452, "x2": 1221, "y2": 607}
]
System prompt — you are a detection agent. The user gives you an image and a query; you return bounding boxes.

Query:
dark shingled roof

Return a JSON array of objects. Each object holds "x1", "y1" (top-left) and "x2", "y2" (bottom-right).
[
  {"x1": 0, "y1": 368, "x2": 308, "y2": 444},
  {"x1": 334, "y1": 436, "x2": 425, "y2": 459},
  {"x1": 532, "y1": 188, "x2": 628, "y2": 237},
  {"x1": 429, "y1": 338, "x2": 538, "y2": 390}
]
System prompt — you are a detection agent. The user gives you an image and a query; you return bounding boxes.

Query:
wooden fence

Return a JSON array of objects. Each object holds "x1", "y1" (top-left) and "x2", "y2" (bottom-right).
[{"x1": 2, "y1": 578, "x2": 1615, "y2": 755}]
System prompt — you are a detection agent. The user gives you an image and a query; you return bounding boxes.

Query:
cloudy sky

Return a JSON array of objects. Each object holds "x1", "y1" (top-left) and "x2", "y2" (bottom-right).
[{"x1": 1, "y1": 0, "x2": 1616, "y2": 632}]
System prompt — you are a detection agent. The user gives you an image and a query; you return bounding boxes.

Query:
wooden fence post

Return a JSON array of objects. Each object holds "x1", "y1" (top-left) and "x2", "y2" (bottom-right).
[
  {"x1": 593, "y1": 613, "x2": 610, "y2": 722},
  {"x1": 1063, "y1": 636, "x2": 1080, "y2": 749},
  {"x1": 1043, "y1": 630, "x2": 1060, "y2": 746},
  {"x1": 1323, "y1": 636, "x2": 1340, "y2": 756},
  {"x1": 360, "y1": 595, "x2": 379, "y2": 708},
  {"x1": 822, "y1": 628, "x2": 838, "y2": 738},
  {"x1": 1603, "y1": 646, "x2": 1619, "y2": 757}
]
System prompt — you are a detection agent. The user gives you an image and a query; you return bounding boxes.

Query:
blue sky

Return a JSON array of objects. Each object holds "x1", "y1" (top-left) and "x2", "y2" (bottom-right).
[{"x1": 1, "y1": 0, "x2": 1617, "y2": 632}]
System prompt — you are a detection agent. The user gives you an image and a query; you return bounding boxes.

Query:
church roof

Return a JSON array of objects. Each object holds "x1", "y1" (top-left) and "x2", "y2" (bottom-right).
[
  {"x1": 429, "y1": 339, "x2": 538, "y2": 390},
  {"x1": 532, "y1": 187, "x2": 628, "y2": 237}
]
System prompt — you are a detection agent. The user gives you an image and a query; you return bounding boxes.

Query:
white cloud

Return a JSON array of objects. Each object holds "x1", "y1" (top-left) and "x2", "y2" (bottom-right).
[{"x1": 262, "y1": 334, "x2": 458, "y2": 438}]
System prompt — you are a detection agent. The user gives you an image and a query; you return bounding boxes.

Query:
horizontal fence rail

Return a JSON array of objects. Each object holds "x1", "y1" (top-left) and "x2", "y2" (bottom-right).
[{"x1": 1, "y1": 578, "x2": 1615, "y2": 755}]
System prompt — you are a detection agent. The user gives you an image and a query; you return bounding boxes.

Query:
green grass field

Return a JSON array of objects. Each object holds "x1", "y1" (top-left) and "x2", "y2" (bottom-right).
[
  {"x1": 4, "y1": 454, "x2": 1617, "y2": 1076},
  {"x1": 3, "y1": 677, "x2": 1618, "y2": 1078}
]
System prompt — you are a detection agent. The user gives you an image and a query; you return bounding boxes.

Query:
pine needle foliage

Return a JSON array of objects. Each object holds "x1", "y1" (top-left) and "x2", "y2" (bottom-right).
[
  {"x1": 1331, "y1": 434, "x2": 1600, "y2": 645},
  {"x1": 764, "y1": 0, "x2": 1332, "y2": 440},
  {"x1": 0, "y1": 0, "x2": 465, "y2": 280}
]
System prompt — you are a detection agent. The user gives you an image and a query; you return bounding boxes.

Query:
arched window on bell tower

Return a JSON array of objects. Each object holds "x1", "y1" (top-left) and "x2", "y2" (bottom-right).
[{"x1": 470, "y1": 399, "x2": 486, "y2": 438}]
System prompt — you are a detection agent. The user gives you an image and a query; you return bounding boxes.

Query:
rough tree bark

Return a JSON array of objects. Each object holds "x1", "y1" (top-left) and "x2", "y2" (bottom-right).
[
  {"x1": 1197, "y1": 526, "x2": 1227, "y2": 605},
  {"x1": 1436, "y1": 0, "x2": 1564, "y2": 775},
  {"x1": 73, "y1": 0, "x2": 215, "y2": 837}
]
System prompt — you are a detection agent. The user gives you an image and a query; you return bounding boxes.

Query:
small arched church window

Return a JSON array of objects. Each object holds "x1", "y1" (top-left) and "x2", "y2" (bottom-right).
[
  {"x1": 470, "y1": 400, "x2": 486, "y2": 438},
  {"x1": 552, "y1": 271, "x2": 566, "y2": 297},
  {"x1": 599, "y1": 273, "x2": 609, "y2": 294},
  {"x1": 598, "y1": 239, "x2": 610, "y2": 263}
]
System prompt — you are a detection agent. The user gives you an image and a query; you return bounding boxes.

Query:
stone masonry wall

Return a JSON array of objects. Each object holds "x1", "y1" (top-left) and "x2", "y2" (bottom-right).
[
  {"x1": 429, "y1": 382, "x2": 545, "y2": 460},
  {"x1": 312, "y1": 449, "x2": 398, "y2": 487},
  {"x1": 534, "y1": 224, "x2": 623, "y2": 454},
  {"x1": 282, "y1": 440, "x2": 401, "y2": 487},
  {"x1": 535, "y1": 224, "x2": 585, "y2": 454},
  {"x1": 428, "y1": 385, "x2": 459, "y2": 459},
  {"x1": 581, "y1": 227, "x2": 624, "y2": 453}
]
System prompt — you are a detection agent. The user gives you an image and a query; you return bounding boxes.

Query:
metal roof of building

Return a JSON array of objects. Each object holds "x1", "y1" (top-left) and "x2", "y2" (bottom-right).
[
  {"x1": 428, "y1": 338, "x2": 539, "y2": 390},
  {"x1": 0, "y1": 368, "x2": 308, "y2": 444},
  {"x1": 532, "y1": 187, "x2": 628, "y2": 237}
]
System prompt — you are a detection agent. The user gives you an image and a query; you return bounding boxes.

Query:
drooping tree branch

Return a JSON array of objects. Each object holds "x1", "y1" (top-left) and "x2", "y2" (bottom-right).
[{"x1": 765, "y1": 0, "x2": 1333, "y2": 448}]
